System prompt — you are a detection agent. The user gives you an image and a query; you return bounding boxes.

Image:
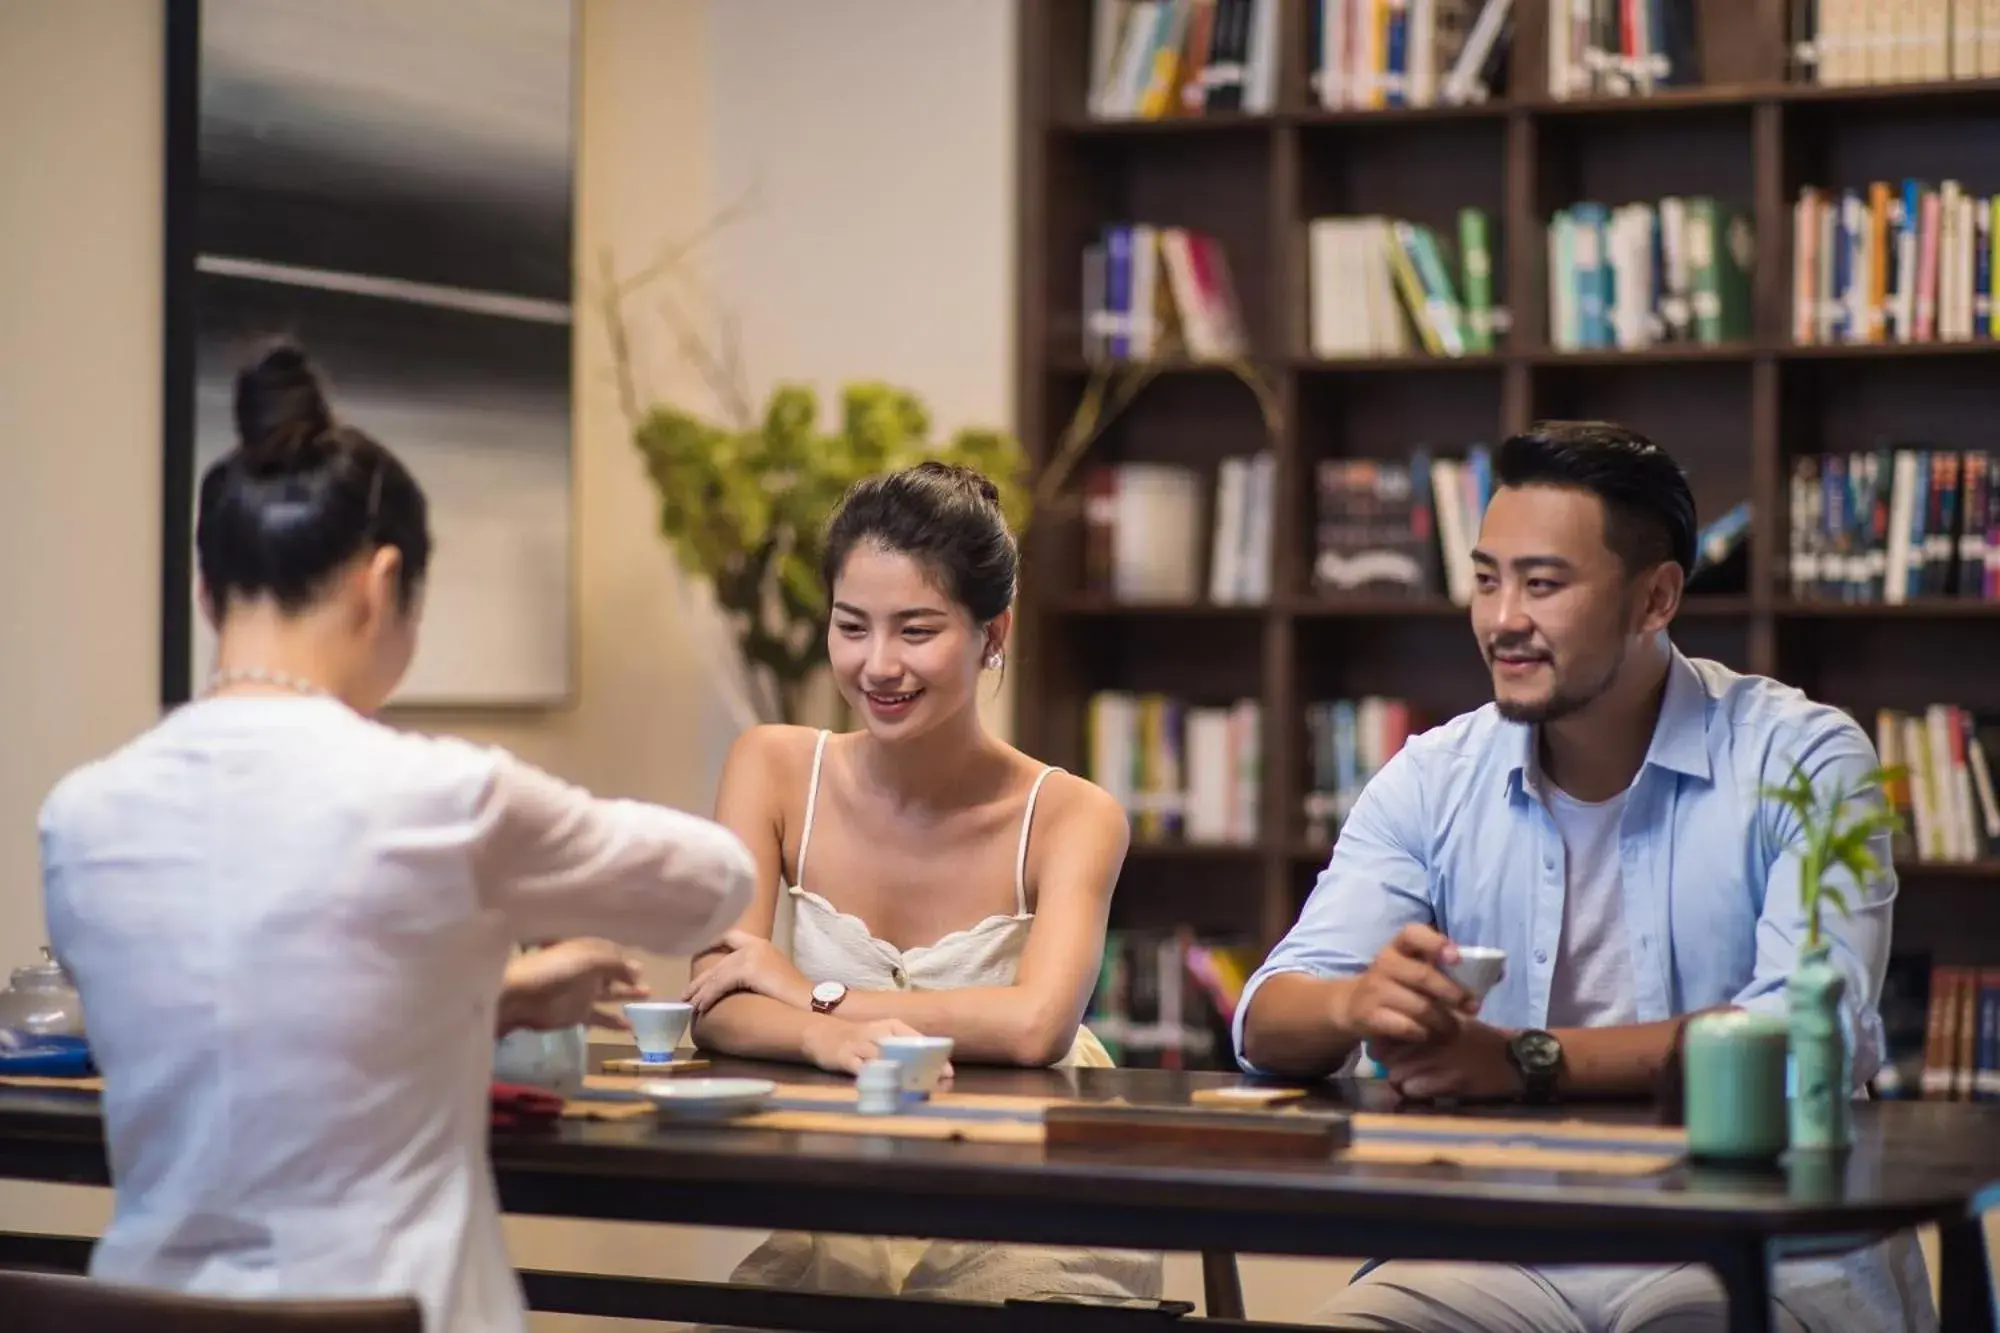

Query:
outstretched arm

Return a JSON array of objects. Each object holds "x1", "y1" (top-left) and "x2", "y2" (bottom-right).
[{"x1": 473, "y1": 748, "x2": 755, "y2": 958}]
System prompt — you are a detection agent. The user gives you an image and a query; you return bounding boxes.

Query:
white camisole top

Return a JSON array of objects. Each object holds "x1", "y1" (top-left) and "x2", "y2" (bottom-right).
[{"x1": 782, "y1": 730, "x2": 1110, "y2": 1066}]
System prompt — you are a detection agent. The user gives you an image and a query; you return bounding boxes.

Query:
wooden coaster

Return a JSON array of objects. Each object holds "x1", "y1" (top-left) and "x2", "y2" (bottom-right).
[
  {"x1": 561, "y1": 1097, "x2": 655, "y2": 1122},
  {"x1": 601, "y1": 1056, "x2": 711, "y2": 1075}
]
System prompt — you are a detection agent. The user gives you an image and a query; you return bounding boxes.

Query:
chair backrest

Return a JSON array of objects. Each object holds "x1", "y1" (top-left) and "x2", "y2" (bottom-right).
[{"x1": 0, "y1": 1268, "x2": 424, "y2": 1333}]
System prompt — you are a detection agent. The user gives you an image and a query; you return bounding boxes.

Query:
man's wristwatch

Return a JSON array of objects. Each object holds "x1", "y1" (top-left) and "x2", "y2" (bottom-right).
[
  {"x1": 809, "y1": 980, "x2": 849, "y2": 1015},
  {"x1": 1507, "y1": 1028, "x2": 1564, "y2": 1104}
]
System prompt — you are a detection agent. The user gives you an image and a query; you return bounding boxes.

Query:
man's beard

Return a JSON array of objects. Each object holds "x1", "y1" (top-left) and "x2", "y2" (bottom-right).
[{"x1": 1491, "y1": 645, "x2": 1625, "y2": 725}]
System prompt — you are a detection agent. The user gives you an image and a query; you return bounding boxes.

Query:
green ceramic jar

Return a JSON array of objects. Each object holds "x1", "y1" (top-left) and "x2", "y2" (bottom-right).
[{"x1": 1683, "y1": 1008, "x2": 1791, "y2": 1162}]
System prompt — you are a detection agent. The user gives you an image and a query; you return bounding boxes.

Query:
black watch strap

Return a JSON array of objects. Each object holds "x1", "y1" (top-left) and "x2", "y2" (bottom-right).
[{"x1": 1508, "y1": 1029, "x2": 1564, "y2": 1104}]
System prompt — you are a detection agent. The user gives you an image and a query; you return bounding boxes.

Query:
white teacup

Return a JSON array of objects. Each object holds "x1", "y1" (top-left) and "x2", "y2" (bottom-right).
[
  {"x1": 873, "y1": 1034, "x2": 954, "y2": 1094},
  {"x1": 1442, "y1": 945, "x2": 1507, "y2": 1001},
  {"x1": 623, "y1": 1000, "x2": 695, "y2": 1063}
]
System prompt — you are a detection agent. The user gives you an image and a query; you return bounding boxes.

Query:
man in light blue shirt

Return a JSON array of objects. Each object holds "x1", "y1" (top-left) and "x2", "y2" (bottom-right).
[{"x1": 1235, "y1": 422, "x2": 1933, "y2": 1332}]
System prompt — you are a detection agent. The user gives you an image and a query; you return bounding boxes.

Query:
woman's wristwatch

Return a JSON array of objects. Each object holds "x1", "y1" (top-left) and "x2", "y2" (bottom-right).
[{"x1": 810, "y1": 980, "x2": 848, "y2": 1014}]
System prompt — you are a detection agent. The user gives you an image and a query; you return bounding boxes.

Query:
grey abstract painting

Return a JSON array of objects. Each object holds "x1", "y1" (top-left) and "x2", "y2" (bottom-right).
[{"x1": 167, "y1": 0, "x2": 576, "y2": 705}]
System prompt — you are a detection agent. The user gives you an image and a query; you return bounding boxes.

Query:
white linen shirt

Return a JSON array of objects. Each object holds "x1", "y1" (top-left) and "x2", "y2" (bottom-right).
[{"x1": 39, "y1": 695, "x2": 754, "y2": 1333}]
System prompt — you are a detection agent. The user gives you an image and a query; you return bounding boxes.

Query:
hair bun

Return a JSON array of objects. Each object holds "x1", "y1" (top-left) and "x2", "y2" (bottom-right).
[
  {"x1": 910, "y1": 458, "x2": 1001, "y2": 509},
  {"x1": 233, "y1": 340, "x2": 333, "y2": 469}
]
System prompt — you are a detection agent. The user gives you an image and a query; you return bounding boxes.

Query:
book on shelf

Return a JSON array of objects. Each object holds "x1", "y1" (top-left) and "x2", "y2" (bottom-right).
[
  {"x1": 1547, "y1": 0, "x2": 1703, "y2": 99},
  {"x1": 1875, "y1": 957, "x2": 2000, "y2": 1101},
  {"x1": 1315, "y1": 445, "x2": 1491, "y2": 604},
  {"x1": 1082, "y1": 223, "x2": 1249, "y2": 363},
  {"x1": 1917, "y1": 964, "x2": 2000, "y2": 1100},
  {"x1": 1316, "y1": 450, "x2": 1456, "y2": 600},
  {"x1": 1303, "y1": 695, "x2": 1420, "y2": 845},
  {"x1": 1087, "y1": 927, "x2": 1260, "y2": 1071},
  {"x1": 1792, "y1": 181, "x2": 1997, "y2": 346},
  {"x1": 1872, "y1": 704, "x2": 2000, "y2": 864},
  {"x1": 1082, "y1": 456, "x2": 1275, "y2": 604},
  {"x1": 1307, "y1": 208, "x2": 1498, "y2": 359},
  {"x1": 1793, "y1": 0, "x2": 2000, "y2": 86},
  {"x1": 1087, "y1": 0, "x2": 1279, "y2": 120},
  {"x1": 1788, "y1": 449, "x2": 1999, "y2": 602},
  {"x1": 1548, "y1": 197, "x2": 1751, "y2": 351},
  {"x1": 1087, "y1": 691, "x2": 1262, "y2": 845},
  {"x1": 1309, "y1": 0, "x2": 1515, "y2": 109}
]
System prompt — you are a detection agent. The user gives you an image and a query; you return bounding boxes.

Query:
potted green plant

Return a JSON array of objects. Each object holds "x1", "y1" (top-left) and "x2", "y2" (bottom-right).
[{"x1": 1759, "y1": 757, "x2": 1905, "y2": 1153}]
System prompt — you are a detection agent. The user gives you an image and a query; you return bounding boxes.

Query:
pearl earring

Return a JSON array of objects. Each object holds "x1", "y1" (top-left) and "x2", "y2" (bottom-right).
[{"x1": 985, "y1": 650, "x2": 1005, "y2": 671}]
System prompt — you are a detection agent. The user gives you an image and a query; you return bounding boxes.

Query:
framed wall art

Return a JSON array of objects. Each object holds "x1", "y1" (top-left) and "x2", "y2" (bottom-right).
[{"x1": 162, "y1": 0, "x2": 578, "y2": 707}]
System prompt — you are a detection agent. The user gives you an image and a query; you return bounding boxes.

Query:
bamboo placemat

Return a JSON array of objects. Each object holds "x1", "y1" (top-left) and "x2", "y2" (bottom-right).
[
  {"x1": 0, "y1": 1074, "x2": 651, "y2": 1124},
  {"x1": 1353, "y1": 1109, "x2": 1689, "y2": 1146},
  {"x1": 0, "y1": 1074, "x2": 102, "y2": 1093},
  {"x1": 709, "y1": 1088, "x2": 1687, "y2": 1175},
  {"x1": 738, "y1": 1107, "x2": 1046, "y2": 1143},
  {"x1": 766, "y1": 1081, "x2": 1062, "y2": 1115},
  {"x1": 0, "y1": 1074, "x2": 1684, "y2": 1171}
]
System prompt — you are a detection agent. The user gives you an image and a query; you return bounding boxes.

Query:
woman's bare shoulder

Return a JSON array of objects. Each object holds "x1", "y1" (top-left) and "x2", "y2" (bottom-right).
[
  {"x1": 723, "y1": 723, "x2": 827, "y2": 787},
  {"x1": 1016, "y1": 753, "x2": 1128, "y2": 839}
]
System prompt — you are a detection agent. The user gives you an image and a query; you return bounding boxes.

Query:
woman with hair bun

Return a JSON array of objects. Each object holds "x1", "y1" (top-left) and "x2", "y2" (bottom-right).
[
  {"x1": 686, "y1": 459, "x2": 1162, "y2": 1307},
  {"x1": 37, "y1": 341, "x2": 756, "y2": 1333}
]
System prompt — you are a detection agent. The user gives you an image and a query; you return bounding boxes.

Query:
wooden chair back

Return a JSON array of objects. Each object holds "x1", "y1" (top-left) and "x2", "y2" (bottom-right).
[{"x1": 0, "y1": 1268, "x2": 424, "y2": 1333}]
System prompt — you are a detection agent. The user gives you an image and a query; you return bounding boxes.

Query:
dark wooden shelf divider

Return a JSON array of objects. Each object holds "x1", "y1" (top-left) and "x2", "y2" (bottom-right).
[{"x1": 1013, "y1": 0, "x2": 2000, "y2": 961}]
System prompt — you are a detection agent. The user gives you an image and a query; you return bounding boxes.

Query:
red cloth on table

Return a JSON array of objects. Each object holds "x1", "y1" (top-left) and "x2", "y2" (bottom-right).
[{"x1": 490, "y1": 1081, "x2": 564, "y2": 1131}]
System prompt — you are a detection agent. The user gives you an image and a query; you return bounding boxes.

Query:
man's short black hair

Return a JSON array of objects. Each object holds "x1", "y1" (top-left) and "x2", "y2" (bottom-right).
[{"x1": 1494, "y1": 420, "x2": 1698, "y2": 576}]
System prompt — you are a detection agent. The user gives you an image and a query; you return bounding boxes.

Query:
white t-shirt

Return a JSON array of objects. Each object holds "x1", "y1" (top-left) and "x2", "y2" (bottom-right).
[
  {"x1": 38, "y1": 696, "x2": 755, "y2": 1333},
  {"x1": 1542, "y1": 783, "x2": 1638, "y2": 1030}
]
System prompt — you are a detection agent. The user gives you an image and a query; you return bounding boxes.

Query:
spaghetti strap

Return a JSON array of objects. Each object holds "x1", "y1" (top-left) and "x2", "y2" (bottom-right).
[
  {"x1": 1013, "y1": 766, "x2": 1061, "y2": 915},
  {"x1": 794, "y1": 730, "x2": 832, "y2": 887}
]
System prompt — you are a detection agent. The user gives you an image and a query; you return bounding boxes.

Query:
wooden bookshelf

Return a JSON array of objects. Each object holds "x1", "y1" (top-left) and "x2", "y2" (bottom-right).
[{"x1": 1011, "y1": 0, "x2": 2000, "y2": 973}]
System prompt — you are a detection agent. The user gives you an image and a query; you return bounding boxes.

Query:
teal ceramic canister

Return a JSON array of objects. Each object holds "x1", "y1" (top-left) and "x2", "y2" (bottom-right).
[{"x1": 1683, "y1": 1009, "x2": 1791, "y2": 1162}]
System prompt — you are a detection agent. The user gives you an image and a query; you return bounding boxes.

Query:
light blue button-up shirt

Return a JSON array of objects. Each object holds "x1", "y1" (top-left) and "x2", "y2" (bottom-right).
[{"x1": 1235, "y1": 646, "x2": 1934, "y2": 1331}]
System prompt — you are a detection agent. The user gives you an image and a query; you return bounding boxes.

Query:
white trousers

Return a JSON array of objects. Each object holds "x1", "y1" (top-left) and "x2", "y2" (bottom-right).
[{"x1": 1312, "y1": 1262, "x2": 1810, "y2": 1333}]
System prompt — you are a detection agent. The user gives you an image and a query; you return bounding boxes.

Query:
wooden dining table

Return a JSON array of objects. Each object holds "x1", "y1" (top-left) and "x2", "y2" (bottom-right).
[{"x1": 0, "y1": 1053, "x2": 1995, "y2": 1332}]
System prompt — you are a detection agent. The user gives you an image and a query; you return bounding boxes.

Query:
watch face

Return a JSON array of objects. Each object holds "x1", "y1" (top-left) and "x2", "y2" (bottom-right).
[
  {"x1": 1516, "y1": 1030, "x2": 1562, "y2": 1071},
  {"x1": 812, "y1": 981, "x2": 845, "y2": 1004}
]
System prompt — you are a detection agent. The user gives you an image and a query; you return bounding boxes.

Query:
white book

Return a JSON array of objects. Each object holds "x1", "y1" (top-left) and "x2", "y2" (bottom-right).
[
  {"x1": 1112, "y1": 463, "x2": 1203, "y2": 602},
  {"x1": 1242, "y1": 451, "x2": 1275, "y2": 603},
  {"x1": 1318, "y1": 0, "x2": 1346, "y2": 108},
  {"x1": 1431, "y1": 457, "x2": 1472, "y2": 605},
  {"x1": 1183, "y1": 708, "x2": 1234, "y2": 844},
  {"x1": 1409, "y1": 0, "x2": 1436, "y2": 107},
  {"x1": 1209, "y1": 457, "x2": 1247, "y2": 603},
  {"x1": 1243, "y1": 0, "x2": 1281, "y2": 112},
  {"x1": 1884, "y1": 448, "x2": 1915, "y2": 604}
]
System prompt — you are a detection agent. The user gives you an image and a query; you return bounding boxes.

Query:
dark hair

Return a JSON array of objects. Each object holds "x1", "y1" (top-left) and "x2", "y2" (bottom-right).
[
  {"x1": 820, "y1": 461, "x2": 1017, "y2": 621},
  {"x1": 196, "y1": 341, "x2": 432, "y2": 617},
  {"x1": 1494, "y1": 421, "x2": 1697, "y2": 576}
]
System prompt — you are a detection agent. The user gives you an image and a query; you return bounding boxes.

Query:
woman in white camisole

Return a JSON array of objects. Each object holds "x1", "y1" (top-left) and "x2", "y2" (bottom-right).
[{"x1": 684, "y1": 462, "x2": 1162, "y2": 1305}]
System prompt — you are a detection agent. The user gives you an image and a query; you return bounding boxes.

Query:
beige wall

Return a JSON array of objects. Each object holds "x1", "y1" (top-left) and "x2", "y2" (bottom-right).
[{"x1": 0, "y1": 0, "x2": 167, "y2": 982}]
